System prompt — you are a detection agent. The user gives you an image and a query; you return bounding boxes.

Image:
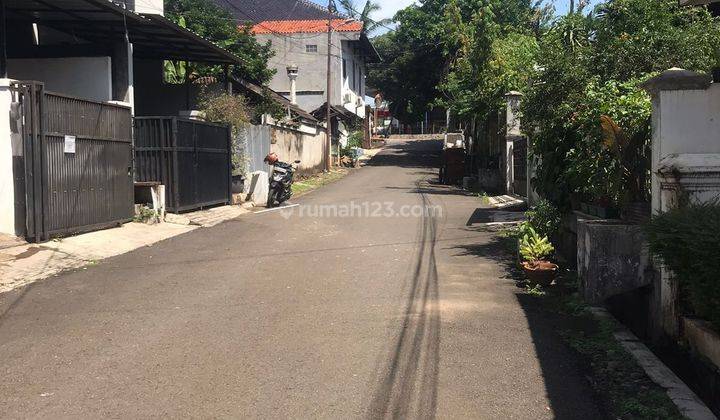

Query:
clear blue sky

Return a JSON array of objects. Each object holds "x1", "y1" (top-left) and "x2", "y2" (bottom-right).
[
  {"x1": 313, "y1": 0, "x2": 606, "y2": 23},
  {"x1": 552, "y1": 0, "x2": 604, "y2": 15}
]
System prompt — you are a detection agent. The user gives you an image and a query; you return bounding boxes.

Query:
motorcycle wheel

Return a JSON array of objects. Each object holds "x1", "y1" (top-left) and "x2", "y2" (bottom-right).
[{"x1": 267, "y1": 188, "x2": 280, "y2": 208}]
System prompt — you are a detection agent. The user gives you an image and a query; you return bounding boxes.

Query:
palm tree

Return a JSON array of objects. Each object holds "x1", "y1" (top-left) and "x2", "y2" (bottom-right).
[{"x1": 337, "y1": 0, "x2": 392, "y2": 35}]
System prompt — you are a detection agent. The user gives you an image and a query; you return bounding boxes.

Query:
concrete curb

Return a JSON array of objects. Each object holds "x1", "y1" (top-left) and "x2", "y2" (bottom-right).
[
  {"x1": 588, "y1": 307, "x2": 717, "y2": 420},
  {"x1": 486, "y1": 194, "x2": 526, "y2": 209}
]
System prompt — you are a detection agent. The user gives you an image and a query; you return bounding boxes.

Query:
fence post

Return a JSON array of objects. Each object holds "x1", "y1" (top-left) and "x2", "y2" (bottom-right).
[
  {"x1": 504, "y1": 91, "x2": 523, "y2": 196},
  {"x1": 171, "y1": 117, "x2": 180, "y2": 212},
  {"x1": 641, "y1": 67, "x2": 717, "y2": 340},
  {"x1": 227, "y1": 124, "x2": 233, "y2": 204}
]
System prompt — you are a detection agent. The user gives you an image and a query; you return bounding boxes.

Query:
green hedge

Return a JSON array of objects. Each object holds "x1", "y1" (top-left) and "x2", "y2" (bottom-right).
[{"x1": 644, "y1": 203, "x2": 720, "y2": 329}]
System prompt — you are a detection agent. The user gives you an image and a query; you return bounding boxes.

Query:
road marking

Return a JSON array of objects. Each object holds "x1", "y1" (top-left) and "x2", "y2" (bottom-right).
[{"x1": 254, "y1": 204, "x2": 300, "y2": 214}]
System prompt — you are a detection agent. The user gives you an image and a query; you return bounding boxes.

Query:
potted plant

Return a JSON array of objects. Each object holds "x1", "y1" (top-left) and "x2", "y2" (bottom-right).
[{"x1": 519, "y1": 226, "x2": 558, "y2": 286}]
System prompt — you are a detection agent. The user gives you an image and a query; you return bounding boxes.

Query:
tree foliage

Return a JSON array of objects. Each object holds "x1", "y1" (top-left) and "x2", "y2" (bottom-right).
[
  {"x1": 367, "y1": 0, "x2": 546, "y2": 123},
  {"x1": 522, "y1": 0, "x2": 720, "y2": 209},
  {"x1": 165, "y1": 0, "x2": 275, "y2": 84},
  {"x1": 338, "y1": 0, "x2": 391, "y2": 35}
]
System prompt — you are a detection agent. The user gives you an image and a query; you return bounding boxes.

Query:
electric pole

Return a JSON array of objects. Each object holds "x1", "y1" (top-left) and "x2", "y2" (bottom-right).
[
  {"x1": 569, "y1": 0, "x2": 575, "y2": 14},
  {"x1": 325, "y1": 0, "x2": 335, "y2": 171}
]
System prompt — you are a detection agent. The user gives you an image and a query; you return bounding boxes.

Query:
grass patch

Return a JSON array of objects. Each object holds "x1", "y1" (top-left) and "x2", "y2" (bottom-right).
[{"x1": 292, "y1": 168, "x2": 349, "y2": 197}]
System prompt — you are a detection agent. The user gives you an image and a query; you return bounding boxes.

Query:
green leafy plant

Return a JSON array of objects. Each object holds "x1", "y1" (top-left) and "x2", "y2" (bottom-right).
[
  {"x1": 526, "y1": 199, "x2": 561, "y2": 238},
  {"x1": 341, "y1": 130, "x2": 364, "y2": 158},
  {"x1": 519, "y1": 226, "x2": 555, "y2": 263},
  {"x1": 198, "y1": 91, "x2": 251, "y2": 175},
  {"x1": 134, "y1": 206, "x2": 159, "y2": 224},
  {"x1": 644, "y1": 202, "x2": 720, "y2": 330}
]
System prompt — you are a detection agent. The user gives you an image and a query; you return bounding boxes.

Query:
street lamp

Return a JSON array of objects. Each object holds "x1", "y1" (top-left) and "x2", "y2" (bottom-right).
[{"x1": 286, "y1": 65, "x2": 299, "y2": 105}]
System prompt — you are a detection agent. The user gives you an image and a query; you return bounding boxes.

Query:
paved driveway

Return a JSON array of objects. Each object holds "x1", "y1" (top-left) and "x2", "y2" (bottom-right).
[{"x1": 0, "y1": 139, "x2": 605, "y2": 419}]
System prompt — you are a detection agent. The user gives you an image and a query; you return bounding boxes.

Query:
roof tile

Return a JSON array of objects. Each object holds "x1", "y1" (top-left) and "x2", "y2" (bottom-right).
[{"x1": 251, "y1": 19, "x2": 363, "y2": 34}]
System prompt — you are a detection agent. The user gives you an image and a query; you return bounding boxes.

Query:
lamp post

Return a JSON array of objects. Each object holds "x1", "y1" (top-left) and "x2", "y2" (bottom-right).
[{"x1": 286, "y1": 64, "x2": 299, "y2": 105}]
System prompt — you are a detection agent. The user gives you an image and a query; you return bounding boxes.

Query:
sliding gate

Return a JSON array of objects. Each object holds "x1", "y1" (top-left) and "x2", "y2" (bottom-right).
[
  {"x1": 134, "y1": 117, "x2": 232, "y2": 213},
  {"x1": 13, "y1": 82, "x2": 134, "y2": 242}
]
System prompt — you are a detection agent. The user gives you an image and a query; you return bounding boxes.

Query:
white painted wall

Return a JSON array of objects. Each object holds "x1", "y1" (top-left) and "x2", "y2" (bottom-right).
[
  {"x1": 644, "y1": 69, "x2": 720, "y2": 339},
  {"x1": 340, "y1": 39, "x2": 366, "y2": 118},
  {"x1": 651, "y1": 83, "x2": 720, "y2": 212},
  {"x1": 8, "y1": 57, "x2": 112, "y2": 103},
  {"x1": 0, "y1": 79, "x2": 15, "y2": 235}
]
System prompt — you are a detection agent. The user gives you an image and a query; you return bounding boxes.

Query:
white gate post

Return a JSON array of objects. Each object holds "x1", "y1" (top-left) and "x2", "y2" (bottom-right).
[
  {"x1": 504, "y1": 91, "x2": 523, "y2": 195},
  {"x1": 642, "y1": 68, "x2": 719, "y2": 339}
]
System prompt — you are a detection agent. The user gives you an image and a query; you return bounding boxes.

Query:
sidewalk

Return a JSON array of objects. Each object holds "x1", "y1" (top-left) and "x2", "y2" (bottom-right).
[
  {"x1": 0, "y1": 222, "x2": 197, "y2": 294},
  {"x1": 0, "y1": 204, "x2": 251, "y2": 295}
]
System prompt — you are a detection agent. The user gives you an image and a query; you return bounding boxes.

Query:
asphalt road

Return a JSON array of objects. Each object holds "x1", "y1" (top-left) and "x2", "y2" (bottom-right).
[{"x1": 0, "y1": 139, "x2": 606, "y2": 419}]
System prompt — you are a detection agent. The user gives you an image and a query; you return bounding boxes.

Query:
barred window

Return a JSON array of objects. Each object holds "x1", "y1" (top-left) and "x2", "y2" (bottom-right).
[{"x1": 306, "y1": 44, "x2": 318, "y2": 53}]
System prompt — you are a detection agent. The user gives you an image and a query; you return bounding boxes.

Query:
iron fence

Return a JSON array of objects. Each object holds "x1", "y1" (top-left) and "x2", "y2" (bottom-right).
[
  {"x1": 13, "y1": 82, "x2": 134, "y2": 242},
  {"x1": 513, "y1": 137, "x2": 528, "y2": 197},
  {"x1": 134, "y1": 117, "x2": 232, "y2": 213}
]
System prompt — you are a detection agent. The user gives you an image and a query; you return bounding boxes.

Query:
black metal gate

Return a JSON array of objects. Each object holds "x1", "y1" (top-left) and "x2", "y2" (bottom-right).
[
  {"x1": 13, "y1": 82, "x2": 134, "y2": 242},
  {"x1": 513, "y1": 137, "x2": 528, "y2": 197},
  {"x1": 134, "y1": 117, "x2": 232, "y2": 213}
]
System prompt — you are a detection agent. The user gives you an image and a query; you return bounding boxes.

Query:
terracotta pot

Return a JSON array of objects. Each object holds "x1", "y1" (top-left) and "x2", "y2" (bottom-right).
[{"x1": 522, "y1": 260, "x2": 559, "y2": 286}]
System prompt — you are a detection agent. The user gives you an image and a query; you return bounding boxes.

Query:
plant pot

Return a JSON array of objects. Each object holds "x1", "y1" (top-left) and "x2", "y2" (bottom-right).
[
  {"x1": 522, "y1": 260, "x2": 559, "y2": 286},
  {"x1": 231, "y1": 175, "x2": 245, "y2": 194}
]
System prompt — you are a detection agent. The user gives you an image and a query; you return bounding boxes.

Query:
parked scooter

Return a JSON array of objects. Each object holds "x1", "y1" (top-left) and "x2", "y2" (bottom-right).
[{"x1": 264, "y1": 153, "x2": 300, "y2": 207}]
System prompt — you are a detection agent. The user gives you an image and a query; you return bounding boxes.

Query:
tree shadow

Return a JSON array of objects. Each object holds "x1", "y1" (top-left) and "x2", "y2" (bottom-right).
[
  {"x1": 366, "y1": 140, "x2": 442, "y2": 169},
  {"x1": 448, "y1": 234, "x2": 608, "y2": 419}
]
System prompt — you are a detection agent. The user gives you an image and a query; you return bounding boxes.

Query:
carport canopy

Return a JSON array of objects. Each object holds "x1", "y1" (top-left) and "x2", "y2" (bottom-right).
[{"x1": 0, "y1": 0, "x2": 241, "y2": 72}]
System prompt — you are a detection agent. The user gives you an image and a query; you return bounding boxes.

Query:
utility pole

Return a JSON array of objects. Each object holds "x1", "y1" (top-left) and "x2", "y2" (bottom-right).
[
  {"x1": 325, "y1": 0, "x2": 335, "y2": 171},
  {"x1": 569, "y1": 0, "x2": 575, "y2": 14}
]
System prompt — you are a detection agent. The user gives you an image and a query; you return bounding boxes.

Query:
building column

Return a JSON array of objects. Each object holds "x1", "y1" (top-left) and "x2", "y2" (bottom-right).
[
  {"x1": 0, "y1": 79, "x2": 15, "y2": 234},
  {"x1": 112, "y1": 40, "x2": 134, "y2": 112}
]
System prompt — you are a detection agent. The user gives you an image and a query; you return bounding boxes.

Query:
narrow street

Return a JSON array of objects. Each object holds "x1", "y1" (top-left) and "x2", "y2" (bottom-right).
[{"x1": 0, "y1": 139, "x2": 605, "y2": 418}]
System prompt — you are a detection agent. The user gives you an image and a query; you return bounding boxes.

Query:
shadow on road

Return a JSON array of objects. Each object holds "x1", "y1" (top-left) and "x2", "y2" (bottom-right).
[
  {"x1": 448, "y1": 223, "x2": 607, "y2": 419},
  {"x1": 367, "y1": 140, "x2": 443, "y2": 169}
]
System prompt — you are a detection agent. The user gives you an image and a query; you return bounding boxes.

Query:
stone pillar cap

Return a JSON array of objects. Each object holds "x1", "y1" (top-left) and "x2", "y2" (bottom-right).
[
  {"x1": 640, "y1": 68, "x2": 712, "y2": 95},
  {"x1": 504, "y1": 91, "x2": 523, "y2": 98}
]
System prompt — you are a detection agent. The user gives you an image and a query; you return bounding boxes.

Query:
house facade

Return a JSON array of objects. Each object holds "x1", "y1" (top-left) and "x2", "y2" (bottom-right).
[
  {"x1": 217, "y1": 0, "x2": 379, "y2": 118},
  {"x1": 0, "y1": 0, "x2": 242, "y2": 240}
]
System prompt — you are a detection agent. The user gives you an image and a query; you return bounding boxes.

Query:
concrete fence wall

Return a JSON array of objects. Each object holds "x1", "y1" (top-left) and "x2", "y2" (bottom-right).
[
  {"x1": 240, "y1": 122, "x2": 327, "y2": 177},
  {"x1": 270, "y1": 124, "x2": 327, "y2": 175}
]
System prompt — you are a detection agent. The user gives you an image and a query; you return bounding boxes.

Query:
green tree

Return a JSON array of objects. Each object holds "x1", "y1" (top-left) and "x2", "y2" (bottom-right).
[
  {"x1": 366, "y1": 0, "x2": 449, "y2": 123},
  {"x1": 338, "y1": 0, "x2": 392, "y2": 35},
  {"x1": 165, "y1": 0, "x2": 275, "y2": 84},
  {"x1": 522, "y1": 0, "x2": 720, "y2": 209}
]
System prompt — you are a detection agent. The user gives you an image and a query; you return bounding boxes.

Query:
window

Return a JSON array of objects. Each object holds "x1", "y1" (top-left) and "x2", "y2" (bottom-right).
[{"x1": 306, "y1": 44, "x2": 317, "y2": 53}]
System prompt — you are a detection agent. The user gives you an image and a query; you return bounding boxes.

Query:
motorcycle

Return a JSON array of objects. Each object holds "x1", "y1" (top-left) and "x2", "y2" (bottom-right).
[{"x1": 265, "y1": 153, "x2": 300, "y2": 208}]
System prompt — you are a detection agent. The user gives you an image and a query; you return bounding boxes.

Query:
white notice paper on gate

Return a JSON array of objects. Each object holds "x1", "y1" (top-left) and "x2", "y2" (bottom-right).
[{"x1": 64, "y1": 135, "x2": 76, "y2": 154}]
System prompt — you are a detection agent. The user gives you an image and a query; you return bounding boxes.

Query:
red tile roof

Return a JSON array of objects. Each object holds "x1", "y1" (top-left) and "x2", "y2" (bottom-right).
[{"x1": 251, "y1": 19, "x2": 363, "y2": 34}]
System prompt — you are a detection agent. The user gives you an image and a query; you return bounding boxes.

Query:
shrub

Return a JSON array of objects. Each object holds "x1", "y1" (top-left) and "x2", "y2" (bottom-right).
[
  {"x1": 341, "y1": 130, "x2": 364, "y2": 158},
  {"x1": 519, "y1": 226, "x2": 555, "y2": 263},
  {"x1": 198, "y1": 91, "x2": 251, "y2": 175},
  {"x1": 526, "y1": 199, "x2": 561, "y2": 239},
  {"x1": 644, "y1": 202, "x2": 720, "y2": 329}
]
